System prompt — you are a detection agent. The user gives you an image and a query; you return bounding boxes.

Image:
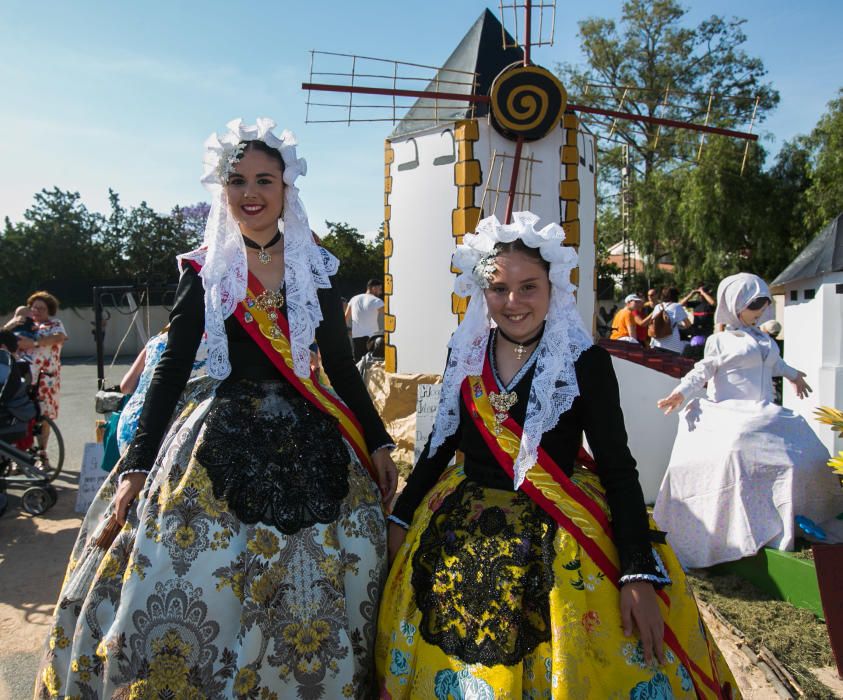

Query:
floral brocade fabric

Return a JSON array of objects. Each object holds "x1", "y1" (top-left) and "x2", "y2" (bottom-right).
[
  {"x1": 195, "y1": 379, "x2": 350, "y2": 534},
  {"x1": 411, "y1": 478, "x2": 557, "y2": 666}
]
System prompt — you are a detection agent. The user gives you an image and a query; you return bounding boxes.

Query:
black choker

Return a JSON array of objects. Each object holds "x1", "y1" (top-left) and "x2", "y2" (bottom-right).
[
  {"x1": 496, "y1": 322, "x2": 545, "y2": 360},
  {"x1": 243, "y1": 231, "x2": 282, "y2": 265}
]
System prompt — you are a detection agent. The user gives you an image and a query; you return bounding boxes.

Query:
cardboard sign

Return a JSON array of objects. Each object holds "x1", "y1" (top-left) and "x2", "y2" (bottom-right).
[
  {"x1": 414, "y1": 383, "x2": 442, "y2": 462},
  {"x1": 75, "y1": 442, "x2": 107, "y2": 513}
]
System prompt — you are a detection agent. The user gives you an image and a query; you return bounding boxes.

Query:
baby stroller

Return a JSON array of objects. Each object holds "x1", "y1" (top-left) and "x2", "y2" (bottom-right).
[{"x1": 0, "y1": 349, "x2": 63, "y2": 516}]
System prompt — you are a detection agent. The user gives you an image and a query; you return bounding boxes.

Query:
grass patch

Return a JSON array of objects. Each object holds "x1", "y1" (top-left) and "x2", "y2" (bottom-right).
[{"x1": 689, "y1": 572, "x2": 836, "y2": 699}]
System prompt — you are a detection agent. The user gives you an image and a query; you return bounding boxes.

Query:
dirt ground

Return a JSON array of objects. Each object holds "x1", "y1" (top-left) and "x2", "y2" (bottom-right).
[{"x1": 0, "y1": 359, "x2": 798, "y2": 699}]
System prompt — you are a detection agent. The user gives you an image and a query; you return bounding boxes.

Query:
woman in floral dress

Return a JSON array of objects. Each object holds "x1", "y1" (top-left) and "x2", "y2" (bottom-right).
[
  {"x1": 14, "y1": 291, "x2": 67, "y2": 455},
  {"x1": 376, "y1": 213, "x2": 739, "y2": 699},
  {"x1": 36, "y1": 119, "x2": 398, "y2": 700}
]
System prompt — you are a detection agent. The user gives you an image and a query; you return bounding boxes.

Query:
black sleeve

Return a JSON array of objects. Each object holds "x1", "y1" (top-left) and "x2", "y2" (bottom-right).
[
  {"x1": 391, "y1": 418, "x2": 461, "y2": 525},
  {"x1": 315, "y1": 281, "x2": 392, "y2": 453},
  {"x1": 577, "y1": 346, "x2": 662, "y2": 580},
  {"x1": 117, "y1": 267, "x2": 205, "y2": 474}
]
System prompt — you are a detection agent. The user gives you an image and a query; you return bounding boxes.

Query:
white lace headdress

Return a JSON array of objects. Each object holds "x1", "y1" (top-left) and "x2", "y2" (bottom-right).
[
  {"x1": 179, "y1": 118, "x2": 338, "y2": 380},
  {"x1": 428, "y1": 211, "x2": 593, "y2": 489}
]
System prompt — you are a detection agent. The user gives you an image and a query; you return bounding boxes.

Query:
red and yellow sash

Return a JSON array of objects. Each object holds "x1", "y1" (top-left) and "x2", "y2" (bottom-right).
[
  {"x1": 186, "y1": 259, "x2": 376, "y2": 480},
  {"x1": 462, "y1": 358, "x2": 724, "y2": 699}
]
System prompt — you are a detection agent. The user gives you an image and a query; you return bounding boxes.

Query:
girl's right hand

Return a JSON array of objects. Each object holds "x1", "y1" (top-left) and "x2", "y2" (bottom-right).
[
  {"x1": 113, "y1": 472, "x2": 146, "y2": 525},
  {"x1": 656, "y1": 391, "x2": 684, "y2": 415}
]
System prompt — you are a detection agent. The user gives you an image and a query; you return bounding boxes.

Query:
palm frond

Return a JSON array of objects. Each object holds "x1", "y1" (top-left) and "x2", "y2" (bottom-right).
[{"x1": 815, "y1": 406, "x2": 843, "y2": 435}]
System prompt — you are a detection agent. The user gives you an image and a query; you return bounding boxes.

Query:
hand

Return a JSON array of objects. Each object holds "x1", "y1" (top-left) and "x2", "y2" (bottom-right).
[
  {"x1": 790, "y1": 371, "x2": 812, "y2": 399},
  {"x1": 113, "y1": 472, "x2": 146, "y2": 525},
  {"x1": 656, "y1": 391, "x2": 684, "y2": 415},
  {"x1": 16, "y1": 337, "x2": 35, "y2": 351},
  {"x1": 372, "y1": 448, "x2": 398, "y2": 504},
  {"x1": 388, "y1": 522, "x2": 407, "y2": 566},
  {"x1": 621, "y1": 581, "x2": 665, "y2": 665}
]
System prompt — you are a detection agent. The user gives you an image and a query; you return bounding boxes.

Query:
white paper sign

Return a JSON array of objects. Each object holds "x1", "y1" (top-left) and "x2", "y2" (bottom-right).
[
  {"x1": 75, "y1": 442, "x2": 107, "y2": 513},
  {"x1": 414, "y1": 383, "x2": 442, "y2": 462}
]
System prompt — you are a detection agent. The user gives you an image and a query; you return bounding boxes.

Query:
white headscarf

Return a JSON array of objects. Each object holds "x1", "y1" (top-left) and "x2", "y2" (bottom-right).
[
  {"x1": 428, "y1": 212, "x2": 593, "y2": 489},
  {"x1": 715, "y1": 273, "x2": 774, "y2": 330},
  {"x1": 178, "y1": 118, "x2": 338, "y2": 380}
]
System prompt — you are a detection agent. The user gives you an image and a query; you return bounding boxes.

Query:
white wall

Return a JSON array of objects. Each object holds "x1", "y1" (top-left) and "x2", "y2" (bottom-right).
[
  {"x1": 782, "y1": 271, "x2": 843, "y2": 456},
  {"x1": 606, "y1": 355, "x2": 683, "y2": 503},
  {"x1": 389, "y1": 127, "x2": 461, "y2": 374},
  {"x1": 33, "y1": 305, "x2": 170, "y2": 359}
]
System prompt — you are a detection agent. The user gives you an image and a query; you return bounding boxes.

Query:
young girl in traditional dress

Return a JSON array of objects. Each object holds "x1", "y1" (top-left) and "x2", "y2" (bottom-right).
[
  {"x1": 376, "y1": 212, "x2": 738, "y2": 699},
  {"x1": 655, "y1": 272, "x2": 843, "y2": 568},
  {"x1": 36, "y1": 119, "x2": 397, "y2": 699}
]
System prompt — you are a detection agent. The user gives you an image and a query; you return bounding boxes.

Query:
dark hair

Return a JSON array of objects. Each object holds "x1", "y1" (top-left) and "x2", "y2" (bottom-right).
[
  {"x1": 27, "y1": 290, "x2": 59, "y2": 316},
  {"x1": 492, "y1": 239, "x2": 550, "y2": 272},
  {"x1": 239, "y1": 140, "x2": 285, "y2": 174},
  {"x1": 660, "y1": 286, "x2": 679, "y2": 303},
  {"x1": 367, "y1": 279, "x2": 383, "y2": 289},
  {"x1": 0, "y1": 330, "x2": 18, "y2": 352}
]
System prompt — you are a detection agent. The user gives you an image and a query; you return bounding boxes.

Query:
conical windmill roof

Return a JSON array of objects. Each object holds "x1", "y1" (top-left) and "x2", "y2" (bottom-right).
[
  {"x1": 771, "y1": 212, "x2": 843, "y2": 291},
  {"x1": 389, "y1": 9, "x2": 523, "y2": 138}
]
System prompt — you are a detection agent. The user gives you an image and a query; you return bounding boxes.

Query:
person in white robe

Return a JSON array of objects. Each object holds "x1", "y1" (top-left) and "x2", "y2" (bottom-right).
[{"x1": 653, "y1": 272, "x2": 843, "y2": 568}]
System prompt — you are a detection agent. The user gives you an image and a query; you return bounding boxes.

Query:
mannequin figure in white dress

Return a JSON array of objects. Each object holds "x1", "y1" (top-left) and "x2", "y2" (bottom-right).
[{"x1": 654, "y1": 273, "x2": 843, "y2": 568}]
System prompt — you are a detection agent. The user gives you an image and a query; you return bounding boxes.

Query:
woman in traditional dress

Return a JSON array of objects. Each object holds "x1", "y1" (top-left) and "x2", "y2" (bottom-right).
[
  {"x1": 36, "y1": 118, "x2": 397, "y2": 700},
  {"x1": 654, "y1": 273, "x2": 843, "y2": 569},
  {"x1": 376, "y1": 212, "x2": 738, "y2": 699}
]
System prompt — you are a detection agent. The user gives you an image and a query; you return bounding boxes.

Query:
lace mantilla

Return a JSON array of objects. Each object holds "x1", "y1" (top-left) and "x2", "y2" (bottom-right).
[
  {"x1": 428, "y1": 212, "x2": 593, "y2": 489},
  {"x1": 186, "y1": 118, "x2": 339, "y2": 380}
]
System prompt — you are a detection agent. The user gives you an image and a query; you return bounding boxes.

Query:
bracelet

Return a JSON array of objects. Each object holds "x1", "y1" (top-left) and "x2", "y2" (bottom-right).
[
  {"x1": 371, "y1": 443, "x2": 396, "y2": 456},
  {"x1": 387, "y1": 514, "x2": 410, "y2": 530}
]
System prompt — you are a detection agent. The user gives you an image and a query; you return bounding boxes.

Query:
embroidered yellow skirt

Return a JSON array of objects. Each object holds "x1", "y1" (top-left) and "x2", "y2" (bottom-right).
[{"x1": 376, "y1": 465, "x2": 739, "y2": 699}]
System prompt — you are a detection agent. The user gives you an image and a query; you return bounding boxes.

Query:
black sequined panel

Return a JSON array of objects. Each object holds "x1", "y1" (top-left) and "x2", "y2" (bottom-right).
[
  {"x1": 194, "y1": 379, "x2": 350, "y2": 534},
  {"x1": 411, "y1": 478, "x2": 557, "y2": 666}
]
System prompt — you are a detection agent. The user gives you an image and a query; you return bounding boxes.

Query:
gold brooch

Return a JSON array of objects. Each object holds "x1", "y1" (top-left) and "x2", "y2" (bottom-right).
[
  {"x1": 488, "y1": 391, "x2": 518, "y2": 435},
  {"x1": 254, "y1": 289, "x2": 285, "y2": 312}
]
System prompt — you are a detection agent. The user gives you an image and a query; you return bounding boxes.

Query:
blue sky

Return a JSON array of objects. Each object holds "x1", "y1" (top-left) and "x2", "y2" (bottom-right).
[{"x1": 1, "y1": 1, "x2": 841, "y2": 236}]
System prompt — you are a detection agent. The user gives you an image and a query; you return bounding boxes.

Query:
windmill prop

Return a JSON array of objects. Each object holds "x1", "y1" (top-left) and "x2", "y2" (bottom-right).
[{"x1": 303, "y1": 2, "x2": 759, "y2": 374}]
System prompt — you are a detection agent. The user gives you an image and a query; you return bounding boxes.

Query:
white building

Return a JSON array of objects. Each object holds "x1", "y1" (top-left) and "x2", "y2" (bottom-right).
[
  {"x1": 382, "y1": 10, "x2": 597, "y2": 375},
  {"x1": 771, "y1": 212, "x2": 843, "y2": 456}
]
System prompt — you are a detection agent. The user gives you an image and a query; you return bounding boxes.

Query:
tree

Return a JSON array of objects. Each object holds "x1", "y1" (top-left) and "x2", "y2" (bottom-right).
[
  {"x1": 802, "y1": 88, "x2": 843, "y2": 233},
  {"x1": 559, "y1": 0, "x2": 778, "y2": 178},
  {"x1": 320, "y1": 221, "x2": 384, "y2": 298},
  {"x1": 558, "y1": 0, "x2": 780, "y2": 288},
  {"x1": 0, "y1": 188, "x2": 111, "y2": 305}
]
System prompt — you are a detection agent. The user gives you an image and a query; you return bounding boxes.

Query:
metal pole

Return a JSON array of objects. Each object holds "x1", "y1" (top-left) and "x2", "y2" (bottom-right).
[
  {"x1": 504, "y1": 136, "x2": 525, "y2": 224},
  {"x1": 93, "y1": 287, "x2": 104, "y2": 390}
]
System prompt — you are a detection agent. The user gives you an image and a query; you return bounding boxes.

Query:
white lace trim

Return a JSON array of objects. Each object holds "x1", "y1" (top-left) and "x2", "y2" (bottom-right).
[
  {"x1": 183, "y1": 118, "x2": 338, "y2": 380},
  {"x1": 428, "y1": 212, "x2": 593, "y2": 489}
]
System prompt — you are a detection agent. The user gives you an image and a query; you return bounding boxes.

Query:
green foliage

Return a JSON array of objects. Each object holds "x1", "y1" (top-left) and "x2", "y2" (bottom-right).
[
  {"x1": 557, "y1": 0, "x2": 842, "y2": 291},
  {"x1": 802, "y1": 89, "x2": 843, "y2": 233},
  {"x1": 0, "y1": 188, "x2": 206, "y2": 308},
  {"x1": 319, "y1": 220, "x2": 384, "y2": 299}
]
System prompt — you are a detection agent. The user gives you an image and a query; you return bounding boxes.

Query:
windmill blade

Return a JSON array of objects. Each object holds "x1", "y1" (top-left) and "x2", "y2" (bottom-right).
[{"x1": 303, "y1": 50, "x2": 479, "y2": 125}]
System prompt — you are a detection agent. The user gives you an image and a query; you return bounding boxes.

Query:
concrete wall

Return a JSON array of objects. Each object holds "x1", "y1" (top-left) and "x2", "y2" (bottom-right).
[
  {"x1": 781, "y1": 271, "x2": 843, "y2": 456},
  {"x1": 27, "y1": 305, "x2": 172, "y2": 359}
]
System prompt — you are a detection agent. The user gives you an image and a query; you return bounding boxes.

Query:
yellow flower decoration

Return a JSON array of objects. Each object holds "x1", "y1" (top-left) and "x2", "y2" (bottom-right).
[
  {"x1": 174, "y1": 525, "x2": 197, "y2": 549},
  {"x1": 233, "y1": 667, "x2": 258, "y2": 694},
  {"x1": 42, "y1": 665, "x2": 62, "y2": 695},
  {"x1": 248, "y1": 528, "x2": 279, "y2": 558}
]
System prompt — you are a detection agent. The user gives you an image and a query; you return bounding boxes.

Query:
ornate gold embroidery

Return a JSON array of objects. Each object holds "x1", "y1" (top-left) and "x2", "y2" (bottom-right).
[
  {"x1": 488, "y1": 391, "x2": 518, "y2": 435},
  {"x1": 254, "y1": 289, "x2": 285, "y2": 312}
]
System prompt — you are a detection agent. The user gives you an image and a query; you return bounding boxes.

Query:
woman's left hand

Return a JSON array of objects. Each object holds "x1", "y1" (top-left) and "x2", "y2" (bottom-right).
[
  {"x1": 620, "y1": 581, "x2": 665, "y2": 665},
  {"x1": 371, "y1": 448, "x2": 398, "y2": 504},
  {"x1": 16, "y1": 337, "x2": 35, "y2": 351},
  {"x1": 789, "y1": 371, "x2": 812, "y2": 399}
]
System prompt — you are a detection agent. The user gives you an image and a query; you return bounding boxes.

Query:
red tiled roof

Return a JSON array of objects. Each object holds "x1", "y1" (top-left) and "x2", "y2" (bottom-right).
[{"x1": 598, "y1": 339, "x2": 695, "y2": 379}]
